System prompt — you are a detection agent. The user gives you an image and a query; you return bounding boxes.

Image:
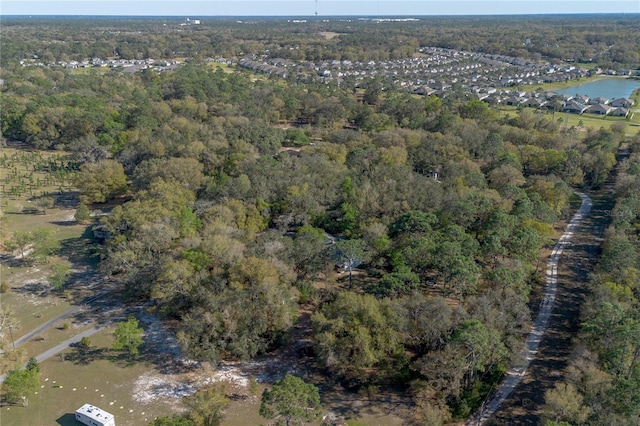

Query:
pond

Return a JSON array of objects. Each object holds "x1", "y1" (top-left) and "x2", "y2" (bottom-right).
[{"x1": 552, "y1": 77, "x2": 640, "y2": 100}]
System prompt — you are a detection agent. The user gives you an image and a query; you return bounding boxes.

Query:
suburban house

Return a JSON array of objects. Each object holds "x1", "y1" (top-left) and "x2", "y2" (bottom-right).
[
  {"x1": 585, "y1": 104, "x2": 613, "y2": 115},
  {"x1": 573, "y1": 94, "x2": 590, "y2": 104},
  {"x1": 562, "y1": 101, "x2": 587, "y2": 114},
  {"x1": 75, "y1": 404, "x2": 116, "y2": 426},
  {"x1": 589, "y1": 97, "x2": 609, "y2": 105},
  {"x1": 524, "y1": 98, "x2": 544, "y2": 108},
  {"x1": 610, "y1": 107, "x2": 630, "y2": 117},
  {"x1": 505, "y1": 96, "x2": 525, "y2": 106},
  {"x1": 611, "y1": 98, "x2": 635, "y2": 108}
]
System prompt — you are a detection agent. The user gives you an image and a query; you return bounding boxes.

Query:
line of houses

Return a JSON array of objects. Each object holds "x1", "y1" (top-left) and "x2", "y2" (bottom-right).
[
  {"x1": 20, "y1": 57, "x2": 183, "y2": 73},
  {"x1": 468, "y1": 90, "x2": 634, "y2": 117},
  {"x1": 236, "y1": 46, "x2": 638, "y2": 96}
]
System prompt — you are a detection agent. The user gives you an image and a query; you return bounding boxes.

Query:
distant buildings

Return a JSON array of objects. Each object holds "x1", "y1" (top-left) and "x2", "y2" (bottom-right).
[
  {"x1": 16, "y1": 42, "x2": 637, "y2": 121},
  {"x1": 181, "y1": 18, "x2": 201, "y2": 26}
]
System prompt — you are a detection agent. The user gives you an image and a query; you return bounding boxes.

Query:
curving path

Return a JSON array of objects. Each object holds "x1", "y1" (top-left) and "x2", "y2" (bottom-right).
[{"x1": 467, "y1": 191, "x2": 592, "y2": 426}]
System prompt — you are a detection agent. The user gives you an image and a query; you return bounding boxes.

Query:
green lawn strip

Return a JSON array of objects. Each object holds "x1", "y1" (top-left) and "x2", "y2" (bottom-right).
[
  {"x1": 206, "y1": 62, "x2": 236, "y2": 73},
  {"x1": 497, "y1": 105, "x2": 638, "y2": 136},
  {"x1": 1, "y1": 326, "x2": 178, "y2": 426},
  {"x1": 3, "y1": 208, "x2": 84, "y2": 236}
]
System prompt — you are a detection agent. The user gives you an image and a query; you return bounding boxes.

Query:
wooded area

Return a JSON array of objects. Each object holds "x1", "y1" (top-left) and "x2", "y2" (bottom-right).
[
  {"x1": 541, "y1": 141, "x2": 640, "y2": 425},
  {"x1": 1, "y1": 15, "x2": 639, "y2": 425}
]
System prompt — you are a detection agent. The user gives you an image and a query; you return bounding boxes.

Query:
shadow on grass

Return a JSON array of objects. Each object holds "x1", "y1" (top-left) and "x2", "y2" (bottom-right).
[
  {"x1": 0, "y1": 398, "x2": 23, "y2": 408},
  {"x1": 64, "y1": 344, "x2": 108, "y2": 365},
  {"x1": 11, "y1": 280, "x2": 51, "y2": 298},
  {"x1": 58, "y1": 226, "x2": 100, "y2": 267},
  {"x1": 48, "y1": 221, "x2": 82, "y2": 227},
  {"x1": 55, "y1": 412, "x2": 78, "y2": 426},
  {"x1": 64, "y1": 344, "x2": 139, "y2": 368},
  {"x1": 52, "y1": 191, "x2": 80, "y2": 210}
]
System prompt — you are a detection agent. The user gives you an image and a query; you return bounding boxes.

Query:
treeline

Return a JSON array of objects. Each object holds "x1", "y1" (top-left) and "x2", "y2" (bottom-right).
[
  {"x1": 1, "y1": 15, "x2": 639, "y2": 68},
  {"x1": 0, "y1": 52, "x2": 628, "y2": 421},
  {"x1": 541, "y1": 134, "x2": 640, "y2": 426}
]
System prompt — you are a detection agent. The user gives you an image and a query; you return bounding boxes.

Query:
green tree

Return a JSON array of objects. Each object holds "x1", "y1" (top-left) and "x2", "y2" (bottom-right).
[
  {"x1": 2, "y1": 358, "x2": 40, "y2": 406},
  {"x1": 542, "y1": 382, "x2": 591, "y2": 425},
  {"x1": 260, "y1": 374, "x2": 322, "y2": 426},
  {"x1": 149, "y1": 416, "x2": 194, "y2": 426},
  {"x1": 34, "y1": 196, "x2": 54, "y2": 214},
  {"x1": 184, "y1": 383, "x2": 228, "y2": 426},
  {"x1": 77, "y1": 159, "x2": 127, "y2": 203},
  {"x1": 74, "y1": 202, "x2": 91, "y2": 222},
  {"x1": 451, "y1": 319, "x2": 508, "y2": 386},
  {"x1": 112, "y1": 316, "x2": 144, "y2": 357},
  {"x1": 291, "y1": 225, "x2": 328, "y2": 280},
  {"x1": 48, "y1": 263, "x2": 71, "y2": 291},
  {"x1": 8, "y1": 231, "x2": 34, "y2": 261},
  {"x1": 32, "y1": 228, "x2": 61, "y2": 263},
  {"x1": 363, "y1": 78, "x2": 382, "y2": 105},
  {"x1": 312, "y1": 292, "x2": 401, "y2": 379}
]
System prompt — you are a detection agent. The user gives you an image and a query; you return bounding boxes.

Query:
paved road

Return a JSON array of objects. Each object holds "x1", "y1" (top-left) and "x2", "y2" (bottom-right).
[
  {"x1": 467, "y1": 191, "x2": 592, "y2": 426},
  {"x1": 32, "y1": 324, "x2": 105, "y2": 364},
  {"x1": 0, "y1": 324, "x2": 106, "y2": 383},
  {"x1": 12, "y1": 291, "x2": 107, "y2": 348},
  {"x1": 13, "y1": 306, "x2": 83, "y2": 348},
  {"x1": 1, "y1": 292, "x2": 111, "y2": 384}
]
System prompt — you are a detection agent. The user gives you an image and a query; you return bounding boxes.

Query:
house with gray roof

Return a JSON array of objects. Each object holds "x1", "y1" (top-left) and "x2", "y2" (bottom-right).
[
  {"x1": 610, "y1": 107, "x2": 629, "y2": 117},
  {"x1": 585, "y1": 104, "x2": 612, "y2": 115},
  {"x1": 562, "y1": 101, "x2": 587, "y2": 114},
  {"x1": 611, "y1": 98, "x2": 635, "y2": 108}
]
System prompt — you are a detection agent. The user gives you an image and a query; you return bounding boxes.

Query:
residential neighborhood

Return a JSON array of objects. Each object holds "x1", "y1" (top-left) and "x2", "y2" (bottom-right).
[{"x1": 19, "y1": 44, "x2": 638, "y2": 119}]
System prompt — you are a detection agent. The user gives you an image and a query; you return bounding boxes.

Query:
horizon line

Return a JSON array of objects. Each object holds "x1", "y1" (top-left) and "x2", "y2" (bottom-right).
[{"x1": 2, "y1": 12, "x2": 639, "y2": 17}]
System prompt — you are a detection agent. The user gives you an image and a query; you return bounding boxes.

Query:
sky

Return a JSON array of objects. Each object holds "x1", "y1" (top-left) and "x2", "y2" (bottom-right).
[{"x1": 1, "y1": 0, "x2": 638, "y2": 16}]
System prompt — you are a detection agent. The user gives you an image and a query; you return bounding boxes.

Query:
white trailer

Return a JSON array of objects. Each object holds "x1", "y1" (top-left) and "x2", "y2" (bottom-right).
[{"x1": 75, "y1": 403, "x2": 116, "y2": 426}]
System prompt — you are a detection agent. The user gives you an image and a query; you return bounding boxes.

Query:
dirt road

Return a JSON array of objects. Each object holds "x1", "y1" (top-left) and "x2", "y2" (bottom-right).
[
  {"x1": 482, "y1": 153, "x2": 623, "y2": 425},
  {"x1": 467, "y1": 192, "x2": 592, "y2": 426}
]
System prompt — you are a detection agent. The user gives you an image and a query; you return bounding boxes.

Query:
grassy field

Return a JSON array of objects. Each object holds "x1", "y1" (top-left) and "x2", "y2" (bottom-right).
[
  {"x1": 2, "y1": 322, "x2": 406, "y2": 426},
  {"x1": 1, "y1": 144, "x2": 91, "y2": 370},
  {"x1": 496, "y1": 105, "x2": 640, "y2": 136},
  {"x1": 1, "y1": 326, "x2": 181, "y2": 426},
  {"x1": 206, "y1": 62, "x2": 236, "y2": 73}
]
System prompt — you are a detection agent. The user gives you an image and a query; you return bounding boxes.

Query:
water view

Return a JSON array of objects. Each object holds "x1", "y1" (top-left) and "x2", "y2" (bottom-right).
[{"x1": 553, "y1": 77, "x2": 640, "y2": 100}]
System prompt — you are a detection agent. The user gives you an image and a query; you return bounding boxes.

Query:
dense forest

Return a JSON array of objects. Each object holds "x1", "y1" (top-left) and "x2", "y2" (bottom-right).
[
  {"x1": 1, "y1": 15, "x2": 639, "y2": 425},
  {"x1": 543, "y1": 141, "x2": 640, "y2": 425}
]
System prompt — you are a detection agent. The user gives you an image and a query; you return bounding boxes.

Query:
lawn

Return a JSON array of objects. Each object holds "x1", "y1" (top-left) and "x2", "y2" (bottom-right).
[
  {"x1": 206, "y1": 62, "x2": 236, "y2": 73},
  {"x1": 0, "y1": 291, "x2": 70, "y2": 345},
  {"x1": 1, "y1": 325, "x2": 182, "y2": 426},
  {"x1": 497, "y1": 105, "x2": 639, "y2": 136}
]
